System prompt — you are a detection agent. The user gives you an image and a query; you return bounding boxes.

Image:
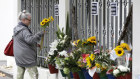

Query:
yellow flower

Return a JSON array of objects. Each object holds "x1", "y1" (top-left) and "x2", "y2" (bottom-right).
[
  {"x1": 101, "y1": 66, "x2": 107, "y2": 71},
  {"x1": 90, "y1": 54, "x2": 95, "y2": 61},
  {"x1": 89, "y1": 36, "x2": 96, "y2": 41},
  {"x1": 114, "y1": 47, "x2": 124, "y2": 57},
  {"x1": 73, "y1": 41, "x2": 77, "y2": 46},
  {"x1": 87, "y1": 36, "x2": 96, "y2": 45},
  {"x1": 120, "y1": 43, "x2": 131, "y2": 51},
  {"x1": 51, "y1": 16, "x2": 54, "y2": 21},
  {"x1": 48, "y1": 17, "x2": 51, "y2": 21},
  {"x1": 116, "y1": 45, "x2": 122, "y2": 48},
  {"x1": 77, "y1": 39, "x2": 80, "y2": 44},
  {"x1": 86, "y1": 57, "x2": 90, "y2": 62},
  {"x1": 43, "y1": 18, "x2": 50, "y2": 23},
  {"x1": 95, "y1": 63, "x2": 101, "y2": 68},
  {"x1": 87, "y1": 63, "x2": 92, "y2": 68},
  {"x1": 40, "y1": 21, "x2": 45, "y2": 26},
  {"x1": 73, "y1": 40, "x2": 80, "y2": 46},
  {"x1": 87, "y1": 38, "x2": 91, "y2": 42}
]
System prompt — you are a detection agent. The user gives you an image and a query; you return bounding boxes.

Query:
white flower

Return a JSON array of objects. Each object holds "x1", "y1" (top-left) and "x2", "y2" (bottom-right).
[
  {"x1": 118, "y1": 65, "x2": 130, "y2": 72},
  {"x1": 48, "y1": 40, "x2": 58, "y2": 55},
  {"x1": 49, "y1": 40, "x2": 58, "y2": 50},
  {"x1": 48, "y1": 49, "x2": 55, "y2": 55},
  {"x1": 59, "y1": 50, "x2": 68, "y2": 57},
  {"x1": 113, "y1": 69, "x2": 120, "y2": 76}
]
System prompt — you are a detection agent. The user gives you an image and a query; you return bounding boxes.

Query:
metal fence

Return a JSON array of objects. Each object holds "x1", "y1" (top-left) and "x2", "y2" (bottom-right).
[
  {"x1": 21, "y1": 0, "x2": 132, "y2": 67},
  {"x1": 21, "y1": 0, "x2": 59, "y2": 67},
  {"x1": 69, "y1": 0, "x2": 132, "y2": 50}
]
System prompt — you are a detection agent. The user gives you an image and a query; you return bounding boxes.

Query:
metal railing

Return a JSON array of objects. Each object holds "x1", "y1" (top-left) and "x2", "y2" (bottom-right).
[
  {"x1": 69, "y1": 0, "x2": 132, "y2": 50},
  {"x1": 21, "y1": 0, "x2": 132, "y2": 67}
]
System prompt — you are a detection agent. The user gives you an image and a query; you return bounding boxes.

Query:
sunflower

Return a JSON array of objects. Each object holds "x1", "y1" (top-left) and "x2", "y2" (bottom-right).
[
  {"x1": 90, "y1": 54, "x2": 95, "y2": 61},
  {"x1": 77, "y1": 39, "x2": 80, "y2": 44},
  {"x1": 114, "y1": 47, "x2": 124, "y2": 57},
  {"x1": 43, "y1": 18, "x2": 50, "y2": 23},
  {"x1": 73, "y1": 40, "x2": 80, "y2": 46},
  {"x1": 116, "y1": 45, "x2": 122, "y2": 48},
  {"x1": 48, "y1": 17, "x2": 51, "y2": 21},
  {"x1": 120, "y1": 43, "x2": 131, "y2": 51},
  {"x1": 82, "y1": 41, "x2": 87, "y2": 45},
  {"x1": 95, "y1": 63, "x2": 101, "y2": 68},
  {"x1": 87, "y1": 36, "x2": 96, "y2": 45},
  {"x1": 89, "y1": 36, "x2": 96, "y2": 41},
  {"x1": 51, "y1": 16, "x2": 54, "y2": 21},
  {"x1": 40, "y1": 21, "x2": 45, "y2": 26}
]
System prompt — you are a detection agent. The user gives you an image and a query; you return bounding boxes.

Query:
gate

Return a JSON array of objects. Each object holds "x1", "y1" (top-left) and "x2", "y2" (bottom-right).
[
  {"x1": 21, "y1": 0, "x2": 132, "y2": 67},
  {"x1": 21, "y1": 0, "x2": 59, "y2": 67},
  {"x1": 69, "y1": 0, "x2": 132, "y2": 50}
]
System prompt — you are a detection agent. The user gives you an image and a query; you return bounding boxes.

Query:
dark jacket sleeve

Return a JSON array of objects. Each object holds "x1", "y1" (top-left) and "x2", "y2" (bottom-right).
[{"x1": 22, "y1": 29, "x2": 44, "y2": 44}]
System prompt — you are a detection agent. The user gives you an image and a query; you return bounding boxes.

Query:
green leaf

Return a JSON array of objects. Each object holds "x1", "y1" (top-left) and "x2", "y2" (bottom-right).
[
  {"x1": 57, "y1": 24, "x2": 61, "y2": 34},
  {"x1": 65, "y1": 13, "x2": 72, "y2": 38}
]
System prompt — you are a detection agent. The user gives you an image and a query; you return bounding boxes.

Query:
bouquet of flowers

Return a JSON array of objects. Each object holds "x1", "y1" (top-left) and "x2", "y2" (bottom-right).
[
  {"x1": 39, "y1": 16, "x2": 54, "y2": 51},
  {"x1": 94, "y1": 48, "x2": 115, "y2": 78},
  {"x1": 113, "y1": 65, "x2": 130, "y2": 77},
  {"x1": 114, "y1": 43, "x2": 132, "y2": 67}
]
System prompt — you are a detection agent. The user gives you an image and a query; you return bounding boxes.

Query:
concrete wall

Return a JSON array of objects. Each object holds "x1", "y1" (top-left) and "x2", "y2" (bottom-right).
[{"x1": 133, "y1": 0, "x2": 140, "y2": 79}]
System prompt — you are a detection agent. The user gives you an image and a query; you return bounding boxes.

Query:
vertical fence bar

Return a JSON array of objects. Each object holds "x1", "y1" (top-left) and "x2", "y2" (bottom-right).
[
  {"x1": 115, "y1": 0, "x2": 118, "y2": 46},
  {"x1": 92, "y1": 0, "x2": 95, "y2": 36},
  {"x1": 95, "y1": 0, "x2": 99, "y2": 49},
  {"x1": 123, "y1": 0, "x2": 127, "y2": 42},
  {"x1": 107, "y1": 0, "x2": 110, "y2": 49},
  {"x1": 111, "y1": 0, "x2": 114, "y2": 49},
  {"x1": 88, "y1": 0, "x2": 91, "y2": 38},
  {"x1": 47, "y1": 0, "x2": 50, "y2": 53},
  {"x1": 82, "y1": 0, "x2": 85, "y2": 39},
  {"x1": 119, "y1": 0, "x2": 122, "y2": 37},
  {"x1": 99, "y1": 0, "x2": 102, "y2": 48},
  {"x1": 75, "y1": 0, "x2": 78, "y2": 39},
  {"x1": 78, "y1": 0, "x2": 82, "y2": 39},
  {"x1": 129, "y1": 0, "x2": 131, "y2": 11},
  {"x1": 103, "y1": 0, "x2": 106, "y2": 51},
  {"x1": 71, "y1": 0, "x2": 74, "y2": 40},
  {"x1": 85, "y1": 0, "x2": 88, "y2": 39}
]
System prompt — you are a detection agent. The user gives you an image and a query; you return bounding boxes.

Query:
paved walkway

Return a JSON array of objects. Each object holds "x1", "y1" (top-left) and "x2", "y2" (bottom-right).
[{"x1": 0, "y1": 61, "x2": 13, "y2": 79}]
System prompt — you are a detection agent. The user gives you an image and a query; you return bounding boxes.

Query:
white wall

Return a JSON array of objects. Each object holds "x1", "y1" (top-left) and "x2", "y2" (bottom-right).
[
  {"x1": 59, "y1": 0, "x2": 69, "y2": 33},
  {"x1": 0, "y1": 0, "x2": 17, "y2": 66},
  {"x1": 133, "y1": 0, "x2": 140, "y2": 79}
]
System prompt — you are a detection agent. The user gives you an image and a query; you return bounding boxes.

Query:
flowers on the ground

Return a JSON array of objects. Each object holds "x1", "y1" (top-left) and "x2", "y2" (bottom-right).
[
  {"x1": 94, "y1": 48, "x2": 115, "y2": 74},
  {"x1": 77, "y1": 54, "x2": 89, "y2": 68},
  {"x1": 113, "y1": 65, "x2": 130, "y2": 77},
  {"x1": 46, "y1": 24, "x2": 71, "y2": 66}
]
